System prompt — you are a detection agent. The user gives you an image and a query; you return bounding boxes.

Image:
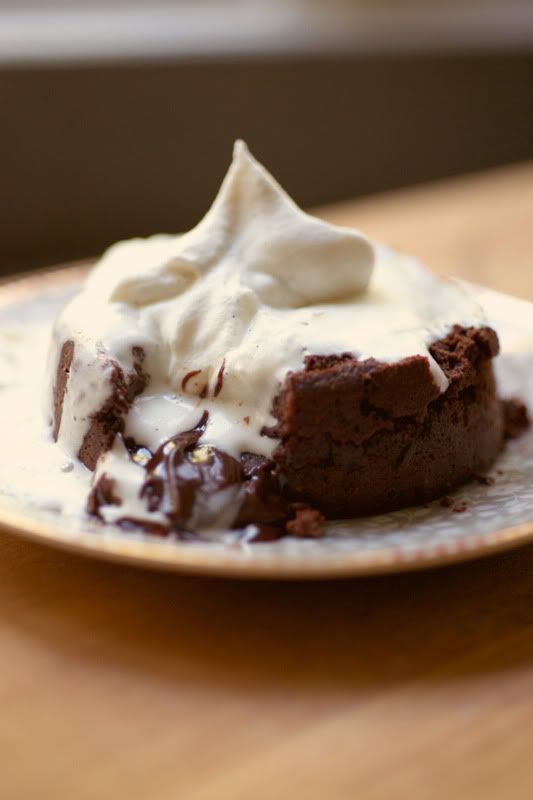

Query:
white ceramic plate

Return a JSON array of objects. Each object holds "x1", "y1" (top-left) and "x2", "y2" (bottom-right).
[{"x1": 1, "y1": 263, "x2": 533, "y2": 579}]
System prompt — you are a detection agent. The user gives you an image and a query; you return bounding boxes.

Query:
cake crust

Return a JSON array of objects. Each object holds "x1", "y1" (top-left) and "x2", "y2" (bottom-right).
[
  {"x1": 52, "y1": 343, "x2": 149, "y2": 471},
  {"x1": 270, "y1": 326, "x2": 504, "y2": 517}
]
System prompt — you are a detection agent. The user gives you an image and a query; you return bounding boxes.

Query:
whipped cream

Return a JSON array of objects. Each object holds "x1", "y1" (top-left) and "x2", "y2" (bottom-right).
[{"x1": 47, "y1": 140, "x2": 486, "y2": 525}]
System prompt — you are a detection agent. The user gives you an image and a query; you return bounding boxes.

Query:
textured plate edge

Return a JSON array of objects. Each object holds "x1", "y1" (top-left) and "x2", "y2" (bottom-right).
[{"x1": 1, "y1": 498, "x2": 533, "y2": 579}]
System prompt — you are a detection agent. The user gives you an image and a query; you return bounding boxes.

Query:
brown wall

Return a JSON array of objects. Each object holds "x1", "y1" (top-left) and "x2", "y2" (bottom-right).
[{"x1": 1, "y1": 53, "x2": 532, "y2": 273}]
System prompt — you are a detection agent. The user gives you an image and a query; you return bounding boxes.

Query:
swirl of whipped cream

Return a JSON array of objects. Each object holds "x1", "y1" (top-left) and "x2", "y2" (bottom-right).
[{"x1": 86, "y1": 140, "x2": 374, "y2": 309}]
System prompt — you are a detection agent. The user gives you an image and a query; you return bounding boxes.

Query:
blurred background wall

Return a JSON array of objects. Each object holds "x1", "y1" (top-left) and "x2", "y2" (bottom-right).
[{"x1": 1, "y1": 0, "x2": 532, "y2": 273}]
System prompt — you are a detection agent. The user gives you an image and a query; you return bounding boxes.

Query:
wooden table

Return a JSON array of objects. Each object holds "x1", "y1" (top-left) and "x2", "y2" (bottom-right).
[{"x1": 1, "y1": 162, "x2": 532, "y2": 800}]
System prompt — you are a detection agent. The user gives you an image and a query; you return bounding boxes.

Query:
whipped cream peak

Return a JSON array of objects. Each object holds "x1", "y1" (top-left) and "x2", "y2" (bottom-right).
[{"x1": 86, "y1": 140, "x2": 374, "y2": 310}]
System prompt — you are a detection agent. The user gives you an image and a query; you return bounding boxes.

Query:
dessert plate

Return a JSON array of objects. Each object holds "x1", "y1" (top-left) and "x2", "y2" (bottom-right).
[{"x1": 1, "y1": 262, "x2": 533, "y2": 579}]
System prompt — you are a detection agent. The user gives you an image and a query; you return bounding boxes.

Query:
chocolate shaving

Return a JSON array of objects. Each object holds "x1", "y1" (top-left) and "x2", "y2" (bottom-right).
[
  {"x1": 181, "y1": 369, "x2": 202, "y2": 391},
  {"x1": 213, "y1": 359, "x2": 226, "y2": 397}
]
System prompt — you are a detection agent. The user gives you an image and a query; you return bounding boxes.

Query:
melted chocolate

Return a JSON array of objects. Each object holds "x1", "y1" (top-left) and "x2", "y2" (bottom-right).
[
  {"x1": 89, "y1": 412, "x2": 324, "y2": 540},
  {"x1": 141, "y1": 413, "x2": 246, "y2": 529},
  {"x1": 87, "y1": 474, "x2": 120, "y2": 515}
]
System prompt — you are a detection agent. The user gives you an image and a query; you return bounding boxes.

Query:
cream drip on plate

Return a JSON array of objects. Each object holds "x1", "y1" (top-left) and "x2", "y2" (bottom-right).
[{"x1": 46, "y1": 140, "x2": 485, "y2": 524}]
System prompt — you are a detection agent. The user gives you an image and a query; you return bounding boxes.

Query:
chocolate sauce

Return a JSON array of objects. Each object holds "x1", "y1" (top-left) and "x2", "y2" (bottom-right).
[
  {"x1": 87, "y1": 474, "x2": 120, "y2": 515},
  {"x1": 141, "y1": 412, "x2": 244, "y2": 529},
  {"x1": 89, "y1": 412, "x2": 324, "y2": 540}
]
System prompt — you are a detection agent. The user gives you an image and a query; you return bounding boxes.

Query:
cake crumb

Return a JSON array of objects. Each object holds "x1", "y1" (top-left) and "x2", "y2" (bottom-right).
[
  {"x1": 475, "y1": 474, "x2": 495, "y2": 486},
  {"x1": 502, "y1": 398, "x2": 530, "y2": 439},
  {"x1": 286, "y1": 504, "x2": 325, "y2": 538},
  {"x1": 243, "y1": 416, "x2": 250, "y2": 425},
  {"x1": 453, "y1": 501, "x2": 468, "y2": 514},
  {"x1": 440, "y1": 496, "x2": 455, "y2": 508},
  {"x1": 440, "y1": 495, "x2": 468, "y2": 513}
]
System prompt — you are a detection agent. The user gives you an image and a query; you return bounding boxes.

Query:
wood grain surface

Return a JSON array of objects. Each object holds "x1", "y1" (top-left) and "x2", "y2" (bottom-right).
[{"x1": 1, "y1": 162, "x2": 533, "y2": 800}]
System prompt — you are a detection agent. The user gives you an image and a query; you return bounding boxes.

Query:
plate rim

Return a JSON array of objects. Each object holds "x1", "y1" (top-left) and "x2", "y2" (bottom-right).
[{"x1": 1, "y1": 494, "x2": 533, "y2": 579}]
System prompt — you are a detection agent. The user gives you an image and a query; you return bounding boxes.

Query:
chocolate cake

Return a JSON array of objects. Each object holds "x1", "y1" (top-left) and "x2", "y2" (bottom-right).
[
  {"x1": 52, "y1": 341, "x2": 148, "y2": 471},
  {"x1": 46, "y1": 141, "x2": 527, "y2": 540},
  {"x1": 271, "y1": 325, "x2": 503, "y2": 517}
]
